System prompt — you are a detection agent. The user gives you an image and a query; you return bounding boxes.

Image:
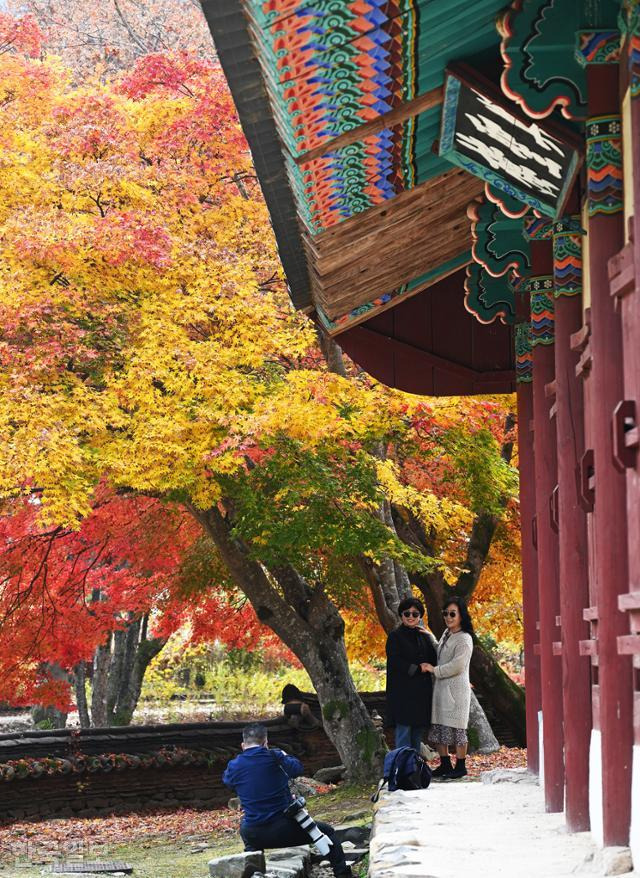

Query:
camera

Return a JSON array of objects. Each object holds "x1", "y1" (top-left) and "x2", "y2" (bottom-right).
[{"x1": 283, "y1": 796, "x2": 333, "y2": 855}]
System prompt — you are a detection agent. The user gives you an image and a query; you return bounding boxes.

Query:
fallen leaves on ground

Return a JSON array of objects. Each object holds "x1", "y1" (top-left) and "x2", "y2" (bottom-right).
[
  {"x1": 0, "y1": 808, "x2": 240, "y2": 864},
  {"x1": 427, "y1": 745, "x2": 526, "y2": 778},
  {"x1": 464, "y1": 746, "x2": 527, "y2": 777}
]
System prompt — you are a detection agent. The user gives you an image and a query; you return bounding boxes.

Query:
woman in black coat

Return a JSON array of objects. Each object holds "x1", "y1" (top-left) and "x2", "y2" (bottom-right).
[{"x1": 386, "y1": 597, "x2": 437, "y2": 751}]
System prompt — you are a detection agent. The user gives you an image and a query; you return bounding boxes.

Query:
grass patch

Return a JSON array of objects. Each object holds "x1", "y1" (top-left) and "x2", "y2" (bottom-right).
[{"x1": 311, "y1": 783, "x2": 373, "y2": 825}]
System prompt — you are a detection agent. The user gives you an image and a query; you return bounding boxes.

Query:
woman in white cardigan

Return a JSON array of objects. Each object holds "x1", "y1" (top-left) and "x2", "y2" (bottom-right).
[{"x1": 422, "y1": 595, "x2": 474, "y2": 780}]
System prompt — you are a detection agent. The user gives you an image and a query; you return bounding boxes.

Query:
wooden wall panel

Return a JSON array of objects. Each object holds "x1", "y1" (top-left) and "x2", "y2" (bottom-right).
[{"x1": 338, "y1": 269, "x2": 515, "y2": 396}]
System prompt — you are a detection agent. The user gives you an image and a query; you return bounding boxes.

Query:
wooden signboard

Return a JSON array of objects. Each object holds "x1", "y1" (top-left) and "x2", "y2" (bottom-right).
[{"x1": 439, "y1": 64, "x2": 582, "y2": 218}]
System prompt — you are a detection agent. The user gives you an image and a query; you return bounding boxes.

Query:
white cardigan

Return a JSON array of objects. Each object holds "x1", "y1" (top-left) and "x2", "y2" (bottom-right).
[{"x1": 431, "y1": 630, "x2": 474, "y2": 730}]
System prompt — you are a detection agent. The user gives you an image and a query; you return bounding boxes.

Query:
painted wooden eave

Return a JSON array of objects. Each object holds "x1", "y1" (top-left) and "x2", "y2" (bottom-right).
[
  {"x1": 200, "y1": 0, "x2": 509, "y2": 326},
  {"x1": 200, "y1": 0, "x2": 313, "y2": 311}
]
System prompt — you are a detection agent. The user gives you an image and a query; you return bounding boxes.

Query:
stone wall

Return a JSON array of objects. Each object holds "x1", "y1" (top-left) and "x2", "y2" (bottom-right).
[{"x1": 0, "y1": 762, "x2": 229, "y2": 822}]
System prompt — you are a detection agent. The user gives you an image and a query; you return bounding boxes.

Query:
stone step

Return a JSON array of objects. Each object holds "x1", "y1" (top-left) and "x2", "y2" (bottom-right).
[
  {"x1": 208, "y1": 851, "x2": 266, "y2": 878},
  {"x1": 265, "y1": 845, "x2": 311, "y2": 878}
]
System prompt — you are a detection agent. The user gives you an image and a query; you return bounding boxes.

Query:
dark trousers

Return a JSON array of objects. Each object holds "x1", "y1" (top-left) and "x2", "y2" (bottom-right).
[
  {"x1": 395, "y1": 724, "x2": 424, "y2": 751},
  {"x1": 241, "y1": 814, "x2": 350, "y2": 876}
]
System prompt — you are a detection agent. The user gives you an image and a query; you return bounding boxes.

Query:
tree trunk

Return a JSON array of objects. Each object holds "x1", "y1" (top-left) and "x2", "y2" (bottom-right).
[
  {"x1": 412, "y1": 570, "x2": 448, "y2": 629},
  {"x1": 91, "y1": 637, "x2": 111, "y2": 727},
  {"x1": 73, "y1": 662, "x2": 91, "y2": 728},
  {"x1": 105, "y1": 627, "x2": 128, "y2": 719},
  {"x1": 189, "y1": 503, "x2": 385, "y2": 782},
  {"x1": 468, "y1": 690, "x2": 500, "y2": 754},
  {"x1": 455, "y1": 512, "x2": 501, "y2": 600},
  {"x1": 315, "y1": 324, "x2": 347, "y2": 378},
  {"x1": 86, "y1": 618, "x2": 167, "y2": 727},
  {"x1": 359, "y1": 556, "x2": 398, "y2": 633},
  {"x1": 469, "y1": 641, "x2": 526, "y2": 746},
  {"x1": 111, "y1": 618, "x2": 166, "y2": 726}
]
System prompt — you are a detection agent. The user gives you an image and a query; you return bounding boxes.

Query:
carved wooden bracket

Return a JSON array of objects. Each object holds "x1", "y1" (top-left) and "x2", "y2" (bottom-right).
[
  {"x1": 579, "y1": 639, "x2": 598, "y2": 657},
  {"x1": 617, "y1": 635, "x2": 640, "y2": 655},
  {"x1": 608, "y1": 240, "x2": 635, "y2": 302},
  {"x1": 570, "y1": 313, "x2": 592, "y2": 379},
  {"x1": 619, "y1": 593, "x2": 640, "y2": 612},
  {"x1": 618, "y1": 593, "x2": 640, "y2": 658}
]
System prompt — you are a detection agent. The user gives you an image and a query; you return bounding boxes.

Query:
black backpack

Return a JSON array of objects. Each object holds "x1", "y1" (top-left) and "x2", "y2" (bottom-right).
[{"x1": 371, "y1": 746, "x2": 432, "y2": 802}]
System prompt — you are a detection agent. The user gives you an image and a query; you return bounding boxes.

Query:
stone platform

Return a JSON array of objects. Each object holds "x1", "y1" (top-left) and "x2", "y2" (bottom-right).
[{"x1": 369, "y1": 770, "x2": 626, "y2": 878}]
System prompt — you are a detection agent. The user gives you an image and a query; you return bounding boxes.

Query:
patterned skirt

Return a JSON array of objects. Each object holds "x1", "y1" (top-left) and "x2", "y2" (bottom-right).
[{"x1": 427, "y1": 723, "x2": 468, "y2": 747}]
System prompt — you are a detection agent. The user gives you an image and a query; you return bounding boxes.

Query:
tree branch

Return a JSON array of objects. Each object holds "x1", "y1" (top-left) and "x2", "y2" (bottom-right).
[
  {"x1": 111, "y1": 0, "x2": 149, "y2": 53},
  {"x1": 358, "y1": 556, "x2": 397, "y2": 633},
  {"x1": 315, "y1": 322, "x2": 347, "y2": 378}
]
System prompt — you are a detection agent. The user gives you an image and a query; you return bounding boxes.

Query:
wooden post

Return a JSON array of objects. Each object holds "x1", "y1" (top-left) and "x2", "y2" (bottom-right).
[
  {"x1": 582, "y1": 58, "x2": 633, "y2": 847},
  {"x1": 552, "y1": 216, "x2": 592, "y2": 831},
  {"x1": 515, "y1": 291, "x2": 541, "y2": 775},
  {"x1": 528, "y1": 234, "x2": 564, "y2": 811}
]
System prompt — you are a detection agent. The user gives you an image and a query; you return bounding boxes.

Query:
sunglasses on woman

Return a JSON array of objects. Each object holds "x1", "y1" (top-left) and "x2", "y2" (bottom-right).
[
  {"x1": 443, "y1": 610, "x2": 458, "y2": 618},
  {"x1": 402, "y1": 610, "x2": 421, "y2": 618}
]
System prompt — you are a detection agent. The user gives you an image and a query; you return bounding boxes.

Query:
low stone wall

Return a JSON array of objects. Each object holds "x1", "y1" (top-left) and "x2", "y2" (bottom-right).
[
  {"x1": 0, "y1": 721, "x2": 344, "y2": 822},
  {"x1": 0, "y1": 761, "x2": 229, "y2": 822},
  {"x1": 0, "y1": 718, "x2": 288, "y2": 761}
]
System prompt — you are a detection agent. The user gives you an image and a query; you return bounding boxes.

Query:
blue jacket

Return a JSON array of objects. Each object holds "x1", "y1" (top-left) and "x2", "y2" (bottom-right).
[{"x1": 222, "y1": 746, "x2": 303, "y2": 827}]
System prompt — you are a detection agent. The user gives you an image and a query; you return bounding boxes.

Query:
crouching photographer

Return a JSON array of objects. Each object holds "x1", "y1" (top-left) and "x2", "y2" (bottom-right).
[{"x1": 223, "y1": 723, "x2": 353, "y2": 878}]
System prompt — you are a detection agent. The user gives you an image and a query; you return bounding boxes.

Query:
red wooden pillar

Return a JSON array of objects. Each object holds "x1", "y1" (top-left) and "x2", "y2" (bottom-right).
[
  {"x1": 582, "y1": 59, "x2": 633, "y2": 846},
  {"x1": 515, "y1": 291, "x2": 541, "y2": 775},
  {"x1": 572, "y1": 311, "x2": 599, "y2": 831},
  {"x1": 528, "y1": 232, "x2": 564, "y2": 811},
  {"x1": 552, "y1": 217, "x2": 592, "y2": 830}
]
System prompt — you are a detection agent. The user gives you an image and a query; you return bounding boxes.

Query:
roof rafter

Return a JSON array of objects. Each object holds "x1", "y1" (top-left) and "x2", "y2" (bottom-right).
[{"x1": 295, "y1": 85, "x2": 444, "y2": 166}]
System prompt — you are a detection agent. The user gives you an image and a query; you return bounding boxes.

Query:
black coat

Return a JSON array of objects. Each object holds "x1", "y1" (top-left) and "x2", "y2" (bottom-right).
[{"x1": 385, "y1": 625, "x2": 437, "y2": 727}]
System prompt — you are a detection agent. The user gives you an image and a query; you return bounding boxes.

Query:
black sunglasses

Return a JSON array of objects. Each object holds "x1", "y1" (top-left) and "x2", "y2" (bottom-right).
[
  {"x1": 443, "y1": 610, "x2": 458, "y2": 618},
  {"x1": 402, "y1": 610, "x2": 421, "y2": 618}
]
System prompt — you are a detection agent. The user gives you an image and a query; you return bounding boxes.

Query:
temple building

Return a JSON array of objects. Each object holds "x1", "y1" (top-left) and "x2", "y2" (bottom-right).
[{"x1": 201, "y1": 0, "x2": 640, "y2": 859}]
